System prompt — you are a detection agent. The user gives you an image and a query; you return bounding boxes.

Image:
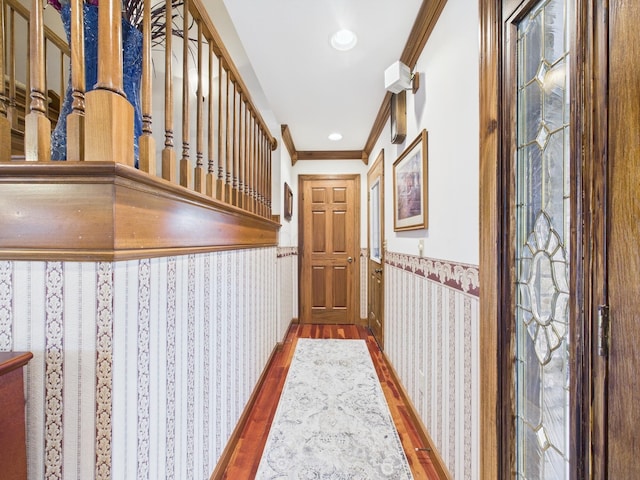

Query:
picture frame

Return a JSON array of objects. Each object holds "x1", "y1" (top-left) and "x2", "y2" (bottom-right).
[
  {"x1": 283, "y1": 182, "x2": 293, "y2": 221},
  {"x1": 393, "y1": 129, "x2": 428, "y2": 231}
]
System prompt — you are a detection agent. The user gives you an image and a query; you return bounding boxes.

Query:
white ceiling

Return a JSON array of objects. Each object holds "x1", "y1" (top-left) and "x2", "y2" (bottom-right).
[{"x1": 207, "y1": 0, "x2": 422, "y2": 152}]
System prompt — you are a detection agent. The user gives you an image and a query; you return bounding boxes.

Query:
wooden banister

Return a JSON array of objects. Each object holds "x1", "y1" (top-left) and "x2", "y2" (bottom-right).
[
  {"x1": 188, "y1": 0, "x2": 276, "y2": 150},
  {"x1": 3, "y1": 0, "x2": 278, "y2": 247}
]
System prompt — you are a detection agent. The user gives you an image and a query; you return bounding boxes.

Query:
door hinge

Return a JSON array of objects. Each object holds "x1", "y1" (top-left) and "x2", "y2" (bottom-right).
[{"x1": 597, "y1": 305, "x2": 610, "y2": 357}]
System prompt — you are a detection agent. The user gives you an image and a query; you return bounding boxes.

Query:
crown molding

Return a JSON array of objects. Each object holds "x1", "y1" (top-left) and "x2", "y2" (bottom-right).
[{"x1": 282, "y1": 0, "x2": 447, "y2": 163}]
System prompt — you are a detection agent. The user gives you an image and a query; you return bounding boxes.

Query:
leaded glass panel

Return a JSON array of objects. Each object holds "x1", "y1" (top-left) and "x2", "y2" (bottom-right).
[{"x1": 515, "y1": 0, "x2": 571, "y2": 478}]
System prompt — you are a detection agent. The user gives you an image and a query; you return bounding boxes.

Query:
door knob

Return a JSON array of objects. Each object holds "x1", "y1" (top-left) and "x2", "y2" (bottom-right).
[{"x1": 347, "y1": 256, "x2": 353, "y2": 263}]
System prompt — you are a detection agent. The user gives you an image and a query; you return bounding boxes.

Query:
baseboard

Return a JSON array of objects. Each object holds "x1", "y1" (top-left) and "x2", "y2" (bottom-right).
[
  {"x1": 210, "y1": 341, "x2": 282, "y2": 479},
  {"x1": 210, "y1": 320, "x2": 296, "y2": 479},
  {"x1": 382, "y1": 350, "x2": 452, "y2": 480}
]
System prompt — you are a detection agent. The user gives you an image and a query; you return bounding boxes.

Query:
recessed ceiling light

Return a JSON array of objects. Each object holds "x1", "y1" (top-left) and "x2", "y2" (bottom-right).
[
  {"x1": 330, "y1": 29, "x2": 357, "y2": 51},
  {"x1": 328, "y1": 132, "x2": 343, "y2": 141}
]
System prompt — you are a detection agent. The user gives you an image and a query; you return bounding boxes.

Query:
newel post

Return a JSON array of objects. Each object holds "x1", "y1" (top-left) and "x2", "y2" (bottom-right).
[{"x1": 84, "y1": 0, "x2": 134, "y2": 165}]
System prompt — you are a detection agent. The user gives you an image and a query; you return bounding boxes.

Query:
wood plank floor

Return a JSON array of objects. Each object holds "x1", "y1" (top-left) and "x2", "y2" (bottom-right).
[{"x1": 218, "y1": 324, "x2": 444, "y2": 479}]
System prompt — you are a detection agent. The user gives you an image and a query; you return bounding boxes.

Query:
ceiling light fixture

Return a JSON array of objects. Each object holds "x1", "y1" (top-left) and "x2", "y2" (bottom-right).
[
  {"x1": 330, "y1": 29, "x2": 357, "y2": 51},
  {"x1": 328, "y1": 132, "x2": 343, "y2": 141}
]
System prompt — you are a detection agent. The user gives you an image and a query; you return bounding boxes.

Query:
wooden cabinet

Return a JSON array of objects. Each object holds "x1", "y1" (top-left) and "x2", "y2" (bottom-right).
[{"x1": 0, "y1": 352, "x2": 33, "y2": 480}]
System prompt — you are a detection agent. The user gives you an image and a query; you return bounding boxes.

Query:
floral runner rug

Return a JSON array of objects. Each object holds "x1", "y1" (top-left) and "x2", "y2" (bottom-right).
[{"x1": 255, "y1": 338, "x2": 414, "y2": 479}]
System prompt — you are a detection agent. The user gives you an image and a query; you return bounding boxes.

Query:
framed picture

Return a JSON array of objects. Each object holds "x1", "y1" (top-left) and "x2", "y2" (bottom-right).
[
  {"x1": 283, "y1": 182, "x2": 293, "y2": 221},
  {"x1": 393, "y1": 129, "x2": 428, "y2": 231}
]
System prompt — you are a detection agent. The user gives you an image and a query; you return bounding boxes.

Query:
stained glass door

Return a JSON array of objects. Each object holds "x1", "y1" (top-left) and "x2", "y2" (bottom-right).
[{"x1": 514, "y1": 0, "x2": 571, "y2": 477}]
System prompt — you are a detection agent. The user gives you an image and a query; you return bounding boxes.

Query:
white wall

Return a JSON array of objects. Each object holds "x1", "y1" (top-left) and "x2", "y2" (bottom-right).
[
  {"x1": 370, "y1": 0, "x2": 481, "y2": 476},
  {"x1": 371, "y1": 0, "x2": 479, "y2": 266},
  {"x1": 276, "y1": 145, "x2": 296, "y2": 247}
]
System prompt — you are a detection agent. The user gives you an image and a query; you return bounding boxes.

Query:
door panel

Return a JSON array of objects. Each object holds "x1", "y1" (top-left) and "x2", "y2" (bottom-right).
[
  {"x1": 300, "y1": 175, "x2": 360, "y2": 324},
  {"x1": 367, "y1": 151, "x2": 385, "y2": 349},
  {"x1": 605, "y1": 0, "x2": 640, "y2": 476}
]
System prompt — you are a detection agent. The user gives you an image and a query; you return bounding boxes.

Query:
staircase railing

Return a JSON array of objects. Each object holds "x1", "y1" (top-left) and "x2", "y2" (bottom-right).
[
  {"x1": 1, "y1": 0, "x2": 68, "y2": 159},
  {"x1": 0, "y1": 0, "x2": 276, "y2": 220}
]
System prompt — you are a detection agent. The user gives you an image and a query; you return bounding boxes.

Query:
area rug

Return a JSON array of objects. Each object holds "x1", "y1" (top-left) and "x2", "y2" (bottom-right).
[{"x1": 255, "y1": 338, "x2": 414, "y2": 479}]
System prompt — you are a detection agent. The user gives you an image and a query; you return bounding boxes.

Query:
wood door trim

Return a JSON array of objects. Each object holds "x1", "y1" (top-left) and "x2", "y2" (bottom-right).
[
  {"x1": 298, "y1": 174, "x2": 361, "y2": 324},
  {"x1": 479, "y1": 0, "x2": 501, "y2": 477},
  {"x1": 367, "y1": 150, "x2": 385, "y2": 349},
  {"x1": 481, "y1": 0, "x2": 597, "y2": 477}
]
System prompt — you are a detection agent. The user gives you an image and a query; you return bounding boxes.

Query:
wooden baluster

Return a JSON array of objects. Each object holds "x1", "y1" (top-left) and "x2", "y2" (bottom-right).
[
  {"x1": 58, "y1": 49, "x2": 64, "y2": 117},
  {"x1": 138, "y1": 0, "x2": 156, "y2": 173},
  {"x1": 66, "y1": 0, "x2": 85, "y2": 161},
  {"x1": 224, "y1": 72, "x2": 232, "y2": 202},
  {"x1": 262, "y1": 133, "x2": 268, "y2": 217},
  {"x1": 231, "y1": 82, "x2": 238, "y2": 206},
  {"x1": 244, "y1": 102, "x2": 251, "y2": 211},
  {"x1": 236, "y1": 89, "x2": 243, "y2": 208},
  {"x1": 162, "y1": 0, "x2": 176, "y2": 181},
  {"x1": 193, "y1": 20, "x2": 204, "y2": 193},
  {"x1": 267, "y1": 140, "x2": 272, "y2": 218},
  {"x1": 179, "y1": 0, "x2": 191, "y2": 188},
  {"x1": 251, "y1": 116, "x2": 258, "y2": 213},
  {"x1": 215, "y1": 60, "x2": 224, "y2": 200},
  {"x1": 24, "y1": 0, "x2": 50, "y2": 161},
  {"x1": 257, "y1": 130, "x2": 264, "y2": 216},
  {"x1": 242, "y1": 98, "x2": 249, "y2": 209},
  {"x1": 250, "y1": 114, "x2": 257, "y2": 213},
  {"x1": 8, "y1": 8, "x2": 18, "y2": 132},
  {"x1": 0, "y1": 0, "x2": 10, "y2": 162},
  {"x1": 85, "y1": 0, "x2": 134, "y2": 164},
  {"x1": 206, "y1": 44, "x2": 215, "y2": 197}
]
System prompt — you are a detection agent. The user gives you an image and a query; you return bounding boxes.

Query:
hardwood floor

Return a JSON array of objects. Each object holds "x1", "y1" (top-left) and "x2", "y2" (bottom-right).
[{"x1": 216, "y1": 324, "x2": 445, "y2": 479}]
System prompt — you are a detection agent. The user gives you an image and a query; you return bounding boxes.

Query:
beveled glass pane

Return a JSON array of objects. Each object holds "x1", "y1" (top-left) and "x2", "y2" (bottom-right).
[
  {"x1": 543, "y1": 131, "x2": 565, "y2": 236},
  {"x1": 522, "y1": 423, "x2": 543, "y2": 478},
  {"x1": 523, "y1": 14, "x2": 543, "y2": 84},
  {"x1": 544, "y1": 0, "x2": 567, "y2": 64},
  {"x1": 542, "y1": 353, "x2": 567, "y2": 452},
  {"x1": 543, "y1": 60, "x2": 566, "y2": 131},
  {"x1": 523, "y1": 332, "x2": 542, "y2": 425},
  {"x1": 515, "y1": 0, "x2": 571, "y2": 477},
  {"x1": 521, "y1": 82, "x2": 543, "y2": 145}
]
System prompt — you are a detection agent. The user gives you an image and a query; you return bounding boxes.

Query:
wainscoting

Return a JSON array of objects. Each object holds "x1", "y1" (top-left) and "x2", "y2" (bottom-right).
[
  {"x1": 0, "y1": 247, "x2": 282, "y2": 479},
  {"x1": 384, "y1": 251, "x2": 479, "y2": 479}
]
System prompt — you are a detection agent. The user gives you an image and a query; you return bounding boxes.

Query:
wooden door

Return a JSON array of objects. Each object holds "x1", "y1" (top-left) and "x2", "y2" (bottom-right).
[
  {"x1": 299, "y1": 175, "x2": 360, "y2": 324},
  {"x1": 597, "y1": 0, "x2": 640, "y2": 476},
  {"x1": 481, "y1": 0, "x2": 640, "y2": 477},
  {"x1": 367, "y1": 151, "x2": 385, "y2": 349}
]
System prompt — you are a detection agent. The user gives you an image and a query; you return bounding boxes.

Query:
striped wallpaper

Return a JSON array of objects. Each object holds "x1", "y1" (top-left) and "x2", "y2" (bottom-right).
[
  {"x1": 0, "y1": 247, "x2": 479, "y2": 478},
  {"x1": 384, "y1": 251, "x2": 480, "y2": 479},
  {"x1": 0, "y1": 247, "x2": 287, "y2": 479}
]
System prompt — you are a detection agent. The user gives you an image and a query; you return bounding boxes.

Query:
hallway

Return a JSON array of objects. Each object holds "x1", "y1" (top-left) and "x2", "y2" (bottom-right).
[{"x1": 217, "y1": 324, "x2": 446, "y2": 479}]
